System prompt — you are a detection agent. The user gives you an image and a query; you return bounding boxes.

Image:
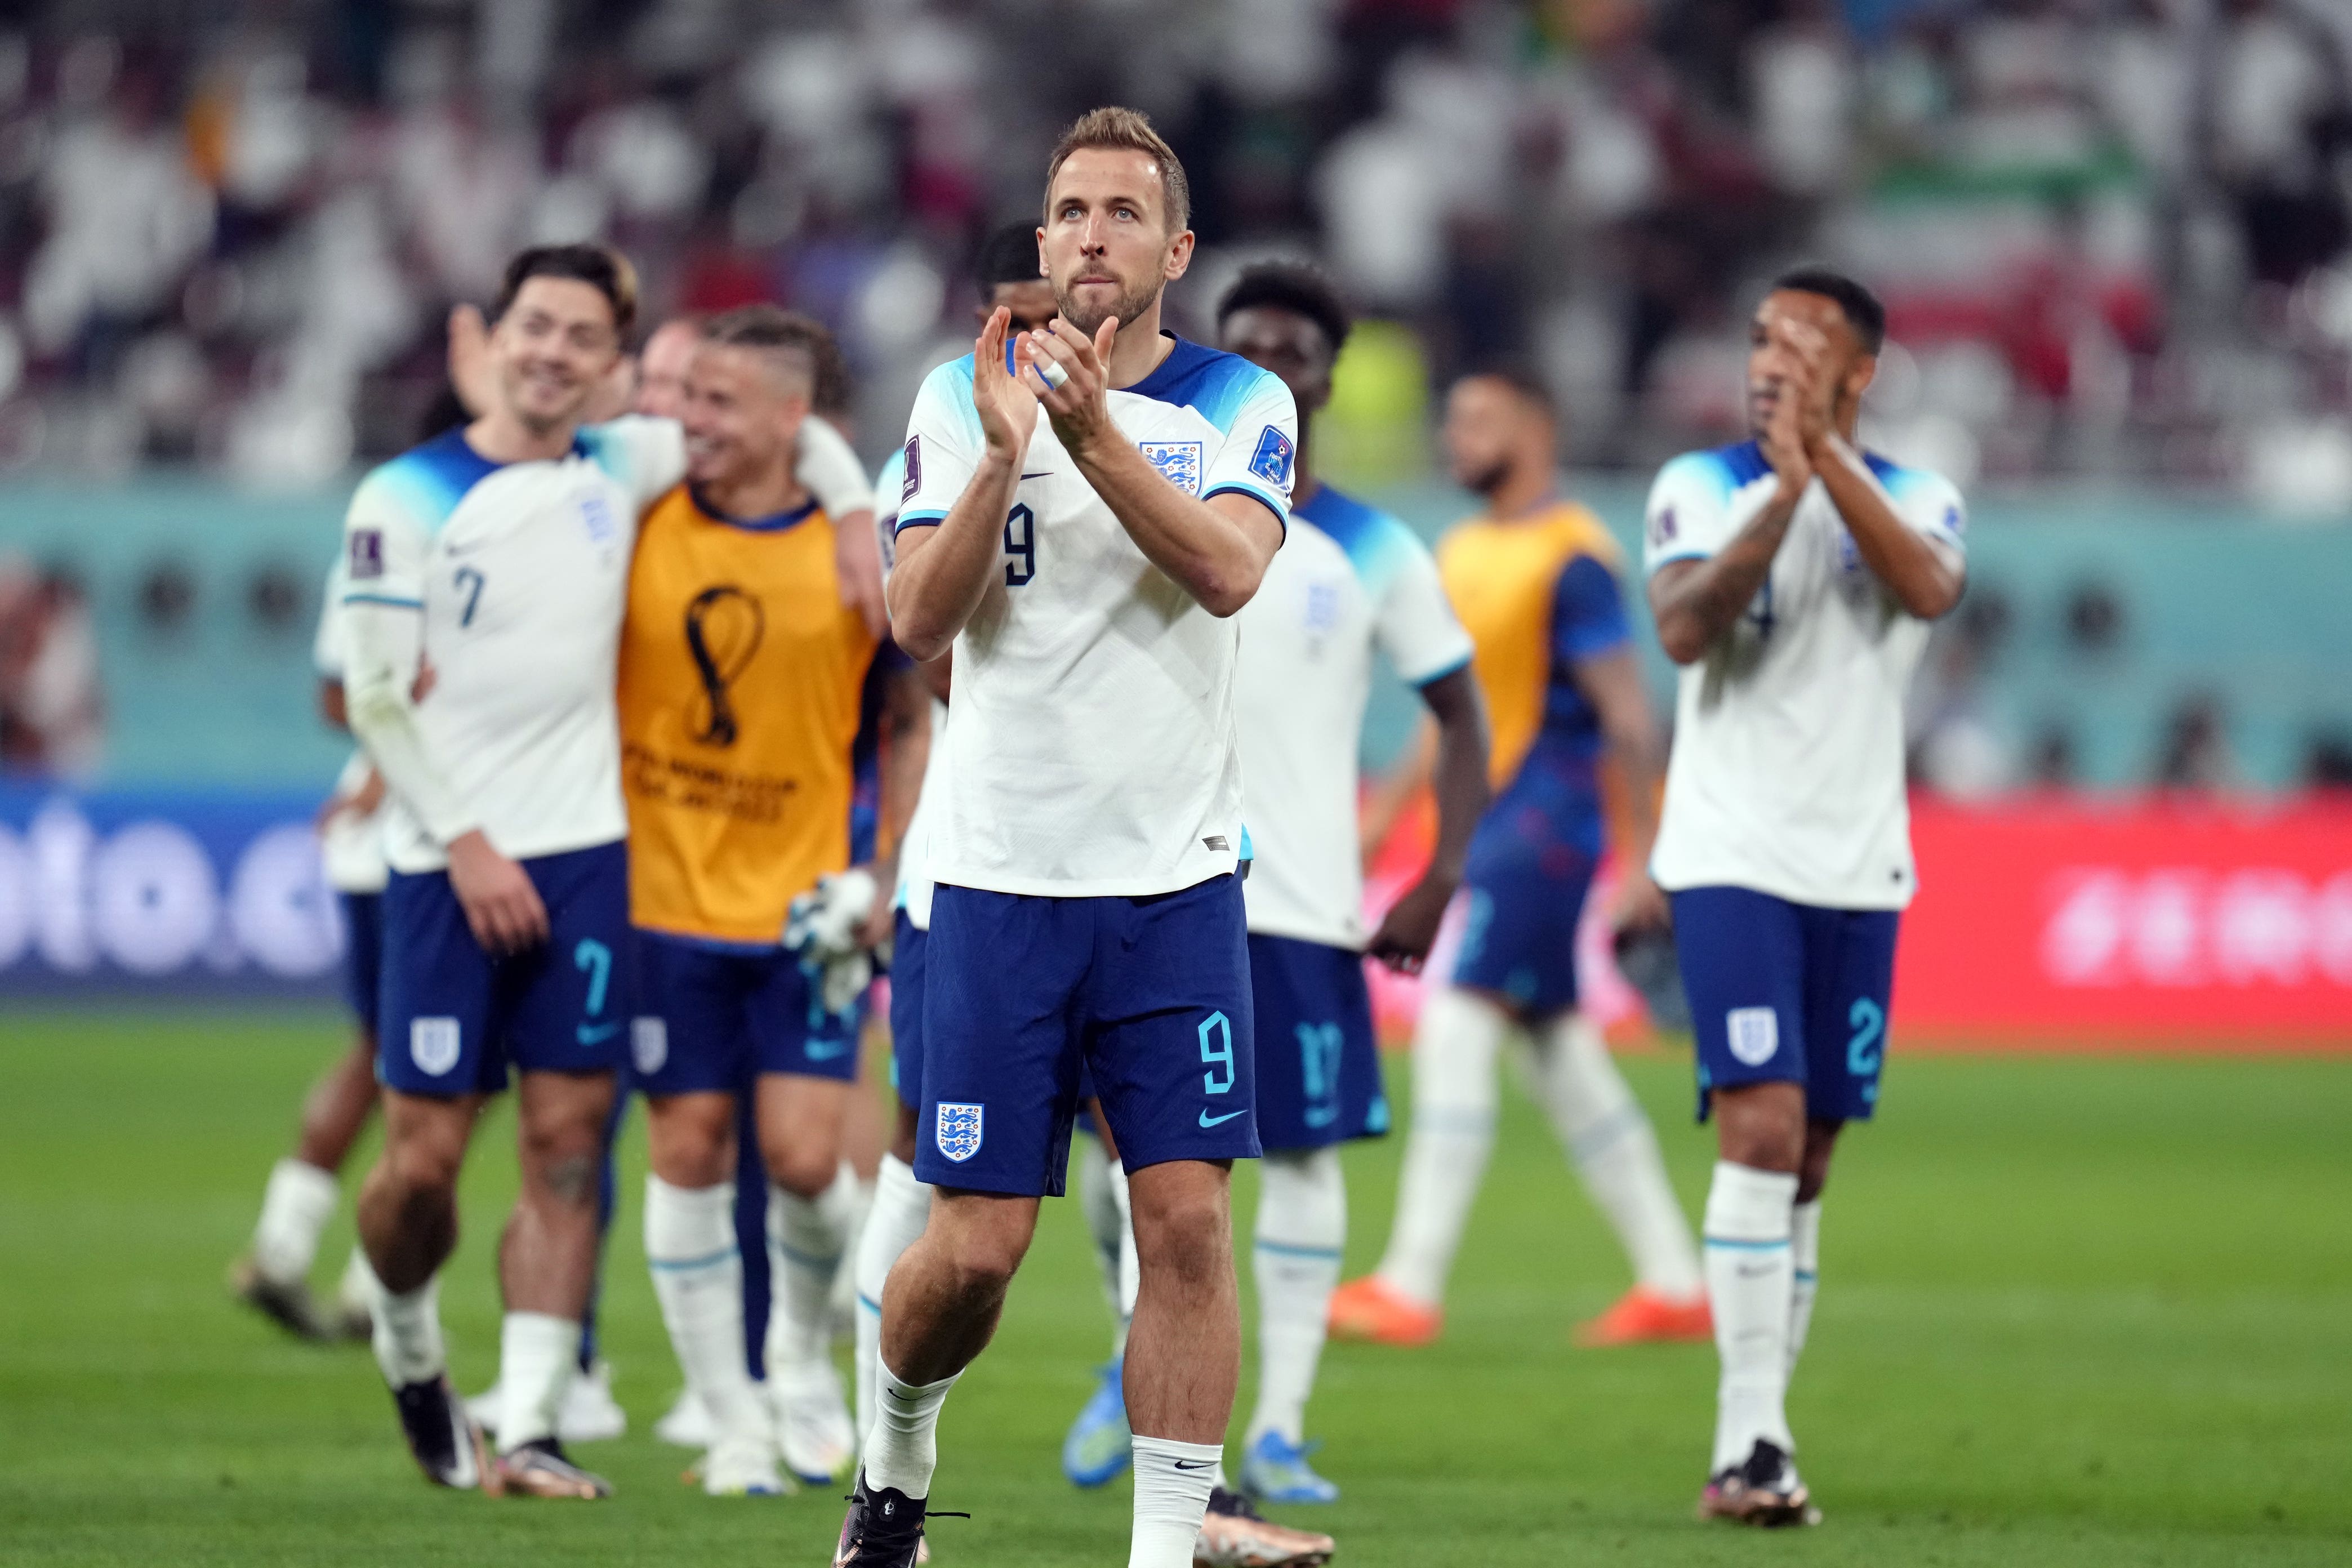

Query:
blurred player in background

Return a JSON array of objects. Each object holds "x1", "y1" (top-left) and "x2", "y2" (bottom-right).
[
  {"x1": 634, "y1": 315, "x2": 702, "y2": 418},
  {"x1": 226, "y1": 556, "x2": 387, "y2": 1344},
  {"x1": 1644, "y1": 269, "x2": 1964, "y2": 1526},
  {"x1": 841, "y1": 109, "x2": 1295, "y2": 1568},
  {"x1": 1331, "y1": 369, "x2": 1709, "y2": 1351},
  {"x1": 848, "y1": 220, "x2": 1052, "y2": 1453},
  {"x1": 340, "y1": 244, "x2": 679, "y2": 1500},
  {"x1": 1210, "y1": 264, "x2": 1488, "y2": 1514},
  {"x1": 620, "y1": 305, "x2": 909, "y2": 1496}
]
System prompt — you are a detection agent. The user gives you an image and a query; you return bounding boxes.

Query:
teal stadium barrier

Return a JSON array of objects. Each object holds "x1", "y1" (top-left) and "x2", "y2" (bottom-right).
[{"x1": 0, "y1": 477, "x2": 2345, "y2": 793}]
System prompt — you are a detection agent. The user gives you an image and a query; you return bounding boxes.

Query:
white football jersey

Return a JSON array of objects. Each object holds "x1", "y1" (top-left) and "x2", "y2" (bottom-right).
[
  {"x1": 896, "y1": 336, "x2": 1298, "y2": 897},
  {"x1": 1642, "y1": 439, "x2": 1966, "y2": 910},
  {"x1": 340, "y1": 418, "x2": 683, "y2": 874},
  {"x1": 1237, "y1": 485, "x2": 1471, "y2": 949},
  {"x1": 310, "y1": 560, "x2": 390, "y2": 895},
  {"x1": 874, "y1": 443, "x2": 946, "y2": 931}
]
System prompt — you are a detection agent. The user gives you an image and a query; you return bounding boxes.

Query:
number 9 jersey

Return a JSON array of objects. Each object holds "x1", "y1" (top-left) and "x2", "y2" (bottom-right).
[{"x1": 892, "y1": 338, "x2": 1297, "y2": 898}]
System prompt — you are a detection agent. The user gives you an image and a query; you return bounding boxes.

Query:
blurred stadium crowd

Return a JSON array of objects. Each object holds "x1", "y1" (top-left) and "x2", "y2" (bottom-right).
[{"x1": 0, "y1": 0, "x2": 2350, "y2": 500}]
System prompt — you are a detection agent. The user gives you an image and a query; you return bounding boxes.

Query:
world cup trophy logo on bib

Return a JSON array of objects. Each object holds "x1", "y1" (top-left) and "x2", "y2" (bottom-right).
[
  {"x1": 935, "y1": 1102, "x2": 985, "y2": 1162},
  {"x1": 683, "y1": 585, "x2": 765, "y2": 747}
]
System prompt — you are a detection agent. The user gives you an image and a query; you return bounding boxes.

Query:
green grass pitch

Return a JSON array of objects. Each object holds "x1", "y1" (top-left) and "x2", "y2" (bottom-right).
[{"x1": 1, "y1": 1008, "x2": 2346, "y2": 1566}]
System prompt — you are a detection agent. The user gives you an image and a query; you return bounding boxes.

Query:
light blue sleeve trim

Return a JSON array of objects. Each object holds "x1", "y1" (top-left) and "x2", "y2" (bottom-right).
[
  {"x1": 1644, "y1": 544, "x2": 1714, "y2": 576},
  {"x1": 341, "y1": 593, "x2": 424, "y2": 609},
  {"x1": 1204, "y1": 480, "x2": 1289, "y2": 537},
  {"x1": 893, "y1": 510, "x2": 948, "y2": 536},
  {"x1": 1409, "y1": 650, "x2": 1474, "y2": 688}
]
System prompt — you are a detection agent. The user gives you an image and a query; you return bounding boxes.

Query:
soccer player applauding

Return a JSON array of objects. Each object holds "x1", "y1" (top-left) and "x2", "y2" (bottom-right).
[
  {"x1": 1644, "y1": 270, "x2": 1965, "y2": 1525},
  {"x1": 837, "y1": 108, "x2": 1295, "y2": 1568},
  {"x1": 341, "y1": 244, "x2": 679, "y2": 1500}
]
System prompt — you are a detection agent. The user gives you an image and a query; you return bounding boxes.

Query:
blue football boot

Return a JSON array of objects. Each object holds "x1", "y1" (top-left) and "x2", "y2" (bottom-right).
[
  {"x1": 1241, "y1": 1429, "x2": 1339, "y2": 1505},
  {"x1": 1061, "y1": 1357, "x2": 1131, "y2": 1488}
]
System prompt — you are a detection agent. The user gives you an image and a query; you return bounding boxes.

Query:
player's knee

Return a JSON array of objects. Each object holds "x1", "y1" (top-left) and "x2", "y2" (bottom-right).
[
  {"x1": 937, "y1": 1223, "x2": 1026, "y2": 1303},
  {"x1": 762, "y1": 1143, "x2": 836, "y2": 1200},
  {"x1": 384, "y1": 1132, "x2": 464, "y2": 1199},
  {"x1": 1135, "y1": 1188, "x2": 1230, "y2": 1287},
  {"x1": 1713, "y1": 1088, "x2": 1805, "y2": 1173}
]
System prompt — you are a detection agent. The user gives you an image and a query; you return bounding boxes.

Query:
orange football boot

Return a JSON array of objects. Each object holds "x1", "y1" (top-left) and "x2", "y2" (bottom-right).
[
  {"x1": 1326, "y1": 1276, "x2": 1442, "y2": 1347},
  {"x1": 1574, "y1": 1286, "x2": 1713, "y2": 1347}
]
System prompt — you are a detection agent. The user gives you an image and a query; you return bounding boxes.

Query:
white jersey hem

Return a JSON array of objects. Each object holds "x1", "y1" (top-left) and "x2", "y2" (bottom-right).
[{"x1": 929, "y1": 862, "x2": 1239, "y2": 902}]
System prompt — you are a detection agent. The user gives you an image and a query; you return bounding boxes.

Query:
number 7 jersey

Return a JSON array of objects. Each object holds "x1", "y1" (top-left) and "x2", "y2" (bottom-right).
[
  {"x1": 338, "y1": 418, "x2": 683, "y2": 874},
  {"x1": 893, "y1": 336, "x2": 1297, "y2": 898}
]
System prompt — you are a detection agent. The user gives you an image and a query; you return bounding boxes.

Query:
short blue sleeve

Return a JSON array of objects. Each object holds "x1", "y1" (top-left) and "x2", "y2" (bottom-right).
[{"x1": 1551, "y1": 553, "x2": 1631, "y2": 665}]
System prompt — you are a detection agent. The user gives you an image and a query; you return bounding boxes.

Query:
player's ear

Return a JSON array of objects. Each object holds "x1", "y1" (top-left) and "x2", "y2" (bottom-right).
[
  {"x1": 1846, "y1": 353, "x2": 1877, "y2": 404},
  {"x1": 1162, "y1": 229, "x2": 1195, "y2": 283}
]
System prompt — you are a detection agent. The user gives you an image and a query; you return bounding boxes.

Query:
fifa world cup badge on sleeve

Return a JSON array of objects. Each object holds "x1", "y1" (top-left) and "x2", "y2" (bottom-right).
[
  {"x1": 349, "y1": 528, "x2": 385, "y2": 580},
  {"x1": 1140, "y1": 442, "x2": 1203, "y2": 496},
  {"x1": 1250, "y1": 425, "x2": 1295, "y2": 487},
  {"x1": 902, "y1": 435, "x2": 920, "y2": 501},
  {"x1": 936, "y1": 1102, "x2": 985, "y2": 1162}
]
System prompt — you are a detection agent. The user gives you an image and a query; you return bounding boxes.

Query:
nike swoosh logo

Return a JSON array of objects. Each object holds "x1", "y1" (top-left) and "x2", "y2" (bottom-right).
[
  {"x1": 1198, "y1": 1108, "x2": 1248, "y2": 1129},
  {"x1": 1020, "y1": 472, "x2": 1051, "y2": 479},
  {"x1": 577, "y1": 1021, "x2": 621, "y2": 1045},
  {"x1": 1173, "y1": 1459, "x2": 1217, "y2": 1471}
]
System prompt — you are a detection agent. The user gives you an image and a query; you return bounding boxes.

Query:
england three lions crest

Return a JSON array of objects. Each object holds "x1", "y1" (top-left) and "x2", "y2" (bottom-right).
[
  {"x1": 936, "y1": 1101, "x2": 985, "y2": 1162},
  {"x1": 1139, "y1": 441, "x2": 1203, "y2": 495}
]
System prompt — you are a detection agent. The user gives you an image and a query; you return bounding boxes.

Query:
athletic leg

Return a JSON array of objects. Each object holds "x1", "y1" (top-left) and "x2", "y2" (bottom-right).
[
  {"x1": 493, "y1": 1068, "x2": 614, "y2": 1465},
  {"x1": 643, "y1": 1088, "x2": 781, "y2": 1494},
  {"x1": 1346, "y1": 985, "x2": 1505, "y2": 1328},
  {"x1": 1525, "y1": 1009, "x2": 1709, "y2": 1342},
  {"x1": 1245, "y1": 1146, "x2": 1344, "y2": 1464},
  {"x1": 757, "y1": 1070, "x2": 858, "y2": 1483},
  {"x1": 1125, "y1": 1159, "x2": 1240, "y2": 1568}
]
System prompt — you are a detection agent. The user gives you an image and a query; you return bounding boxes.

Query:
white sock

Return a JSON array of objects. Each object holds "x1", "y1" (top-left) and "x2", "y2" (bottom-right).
[
  {"x1": 368, "y1": 1271, "x2": 443, "y2": 1387},
  {"x1": 854, "y1": 1155, "x2": 933, "y2": 1448},
  {"x1": 497, "y1": 1311, "x2": 581, "y2": 1453},
  {"x1": 644, "y1": 1177, "x2": 770, "y2": 1449},
  {"x1": 1374, "y1": 986, "x2": 1507, "y2": 1306},
  {"x1": 252, "y1": 1158, "x2": 339, "y2": 1285},
  {"x1": 1077, "y1": 1134, "x2": 1124, "y2": 1328},
  {"x1": 767, "y1": 1168, "x2": 857, "y2": 1377},
  {"x1": 865, "y1": 1360, "x2": 959, "y2": 1499},
  {"x1": 1530, "y1": 1013, "x2": 1704, "y2": 1298},
  {"x1": 1129, "y1": 1435, "x2": 1221, "y2": 1568},
  {"x1": 1107, "y1": 1159, "x2": 1139, "y2": 1356},
  {"x1": 1703, "y1": 1161, "x2": 1798, "y2": 1472},
  {"x1": 1788, "y1": 1200, "x2": 1821, "y2": 1379},
  {"x1": 831, "y1": 1170, "x2": 877, "y2": 1338},
  {"x1": 1248, "y1": 1147, "x2": 1344, "y2": 1446}
]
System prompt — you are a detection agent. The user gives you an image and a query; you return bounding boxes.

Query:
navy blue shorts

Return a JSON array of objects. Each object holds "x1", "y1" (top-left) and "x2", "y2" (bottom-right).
[
  {"x1": 377, "y1": 841, "x2": 634, "y2": 1096},
  {"x1": 340, "y1": 892, "x2": 384, "y2": 1036},
  {"x1": 630, "y1": 928, "x2": 863, "y2": 1095},
  {"x1": 1450, "y1": 792, "x2": 1601, "y2": 1018},
  {"x1": 917, "y1": 874, "x2": 1259, "y2": 1197},
  {"x1": 1249, "y1": 933, "x2": 1388, "y2": 1152},
  {"x1": 888, "y1": 911, "x2": 927, "y2": 1115},
  {"x1": 1672, "y1": 885, "x2": 1899, "y2": 1124}
]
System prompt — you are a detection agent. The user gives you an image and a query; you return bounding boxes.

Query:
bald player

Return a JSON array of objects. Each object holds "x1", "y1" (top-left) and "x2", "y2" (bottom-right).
[{"x1": 1330, "y1": 369, "x2": 1709, "y2": 1352}]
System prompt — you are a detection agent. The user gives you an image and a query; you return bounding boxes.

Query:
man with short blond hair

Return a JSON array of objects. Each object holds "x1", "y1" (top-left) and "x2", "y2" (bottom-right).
[
  {"x1": 622, "y1": 304, "x2": 914, "y2": 1497},
  {"x1": 833, "y1": 109, "x2": 1299, "y2": 1568}
]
